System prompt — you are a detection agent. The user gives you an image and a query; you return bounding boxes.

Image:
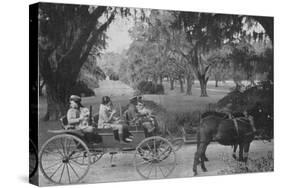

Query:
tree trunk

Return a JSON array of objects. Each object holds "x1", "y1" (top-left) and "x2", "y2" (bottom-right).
[
  {"x1": 170, "y1": 77, "x2": 174, "y2": 90},
  {"x1": 159, "y1": 75, "x2": 163, "y2": 85},
  {"x1": 215, "y1": 79, "x2": 219, "y2": 87},
  {"x1": 185, "y1": 74, "x2": 193, "y2": 95},
  {"x1": 179, "y1": 76, "x2": 184, "y2": 93},
  {"x1": 44, "y1": 82, "x2": 70, "y2": 121},
  {"x1": 198, "y1": 76, "x2": 208, "y2": 97}
]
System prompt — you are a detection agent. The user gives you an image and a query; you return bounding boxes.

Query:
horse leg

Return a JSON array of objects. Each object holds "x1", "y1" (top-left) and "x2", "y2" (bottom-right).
[
  {"x1": 243, "y1": 142, "x2": 251, "y2": 162},
  {"x1": 202, "y1": 153, "x2": 209, "y2": 162},
  {"x1": 200, "y1": 143, "x2": 209, "y2": 172},
  {"x1": 193, "y1": 151, "x2": 200, "y2": 176},
  {"x1": 193, "y1": 142, "x2": 206, "y2": 175},
  {"x1": 238, "y1": 143, "x2": 244, "y2": 161},
  {"x1": 193, "y1": 128, "x2": 201, "y2": 176},
  {"x1": 232, "y1": 144, "x2": 238, "y2": 160}
]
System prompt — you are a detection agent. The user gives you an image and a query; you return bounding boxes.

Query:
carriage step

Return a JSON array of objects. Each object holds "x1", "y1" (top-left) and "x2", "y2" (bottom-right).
[
  {"x1": 98, "y1": 130, "x2": 143, "y2": 136},
  {"x1": 121, "y1": 148, "x2": 135, "y2": 152}
]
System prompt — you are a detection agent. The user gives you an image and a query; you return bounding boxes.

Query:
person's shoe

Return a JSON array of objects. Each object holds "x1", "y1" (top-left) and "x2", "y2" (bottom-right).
[
  {"x1": 148, "y1": 127, "x2": 155, "y2": 133},
  {"x1": 125, "y1": 138, "x2": 133, "y2": 142}
]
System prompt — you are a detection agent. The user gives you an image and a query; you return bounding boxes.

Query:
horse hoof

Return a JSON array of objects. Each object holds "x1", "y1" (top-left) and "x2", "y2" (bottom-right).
[
  {"x1": 202, "y1": 168, "x2": 207, "y2": 172},
  {"x1": 193, "y1": 172, "x2": 198, "y2": 176},
  {"x1": 232, "y1": 154, "x2": 237, "y2": 160},
  {"x1": 238, "y1": 158, "x2": 244, "y2": 162},
  {"x1": 204, "y1": 157, "x2": 209, "y2": 162}
]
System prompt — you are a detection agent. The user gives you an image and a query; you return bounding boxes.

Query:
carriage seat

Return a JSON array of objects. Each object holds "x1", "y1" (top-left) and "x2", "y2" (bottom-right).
[
  {"x1": 59, "y1": 113, "x2": 99, "y2": 130},
  {"x1": 60, "y1": 116, "x2": 71, "y2": 130}
]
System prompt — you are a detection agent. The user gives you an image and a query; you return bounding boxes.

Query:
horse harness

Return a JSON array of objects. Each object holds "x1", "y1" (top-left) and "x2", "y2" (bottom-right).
[{"x1": 230, "y1": 116, "x2": 251, "y2": 137}]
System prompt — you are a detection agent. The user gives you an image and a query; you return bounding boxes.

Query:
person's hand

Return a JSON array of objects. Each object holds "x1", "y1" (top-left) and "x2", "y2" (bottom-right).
[{"x1": 111, "y1": 109, "x2": 116, "y2": 115}]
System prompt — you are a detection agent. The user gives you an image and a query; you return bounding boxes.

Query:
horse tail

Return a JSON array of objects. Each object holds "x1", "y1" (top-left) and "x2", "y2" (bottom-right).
[
  {"x1": 196, "y1": 116, "x2": 202, "y2": 149},
  {"x1": 196, "y1": 128, "x2": 200, "y2": 149}
]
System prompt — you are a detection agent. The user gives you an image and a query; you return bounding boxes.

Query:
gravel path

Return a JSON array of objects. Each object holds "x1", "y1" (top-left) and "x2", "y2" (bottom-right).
[{"x1": 38, "y1": 140, "x2": 273, "y2": 186}]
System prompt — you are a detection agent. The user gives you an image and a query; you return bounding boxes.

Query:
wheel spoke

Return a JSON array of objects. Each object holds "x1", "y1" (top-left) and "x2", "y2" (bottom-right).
[
  {"x1": 69, "y1": 160, "x2": 87, "y2": 170},
  {"x1": 64, "y1": 138, "x2": 69, "y2": 156},
  {"x1": 60, "y1": 138, "x2": 66, "y2": 156},
  {"x1": 146, "y1": 143, "x2": 152, "y2": 152},
  {"x1": 154, "y1": 138, "x2": 156, "y2": 156},
  {"x1": 158, "y1": 165, "x2": 166, "y2": 177},
  {"x1": 147, "y1": 164, "x2": 154, "y2": 178},
  {"x1": 44, "y1": 161, "x2": 62, "y2": 171},
  {"x1": 51, "y1": 141, "x2": 64, "y2": 157},
  {"x1": 43, "y1": 149, "x2": 62, "y2": 157},
  {"x1": 66, "y1": 163, "x2": 71, "y2": 184},
  {"x1": 74, "y1": 142, "x2": 82, "y2": 151},
  {"x1": 136, "y1": 159, "x2": 153, "y2": 166},
  {"x1": 155, "y1": 164, "x2": 157, "y2": 178},
  {"x1": 68, "y1": 162, "x2": 80, "y2": 178},
  {"x1": 59, "y1": 163, "x2": 66, "y2": 183},
  {"x1": 70, "y1": 152, "x2": 84, "y2": 160},
  {"x1": 49, "y1": 163, "x2": 63, "y2": 179}
]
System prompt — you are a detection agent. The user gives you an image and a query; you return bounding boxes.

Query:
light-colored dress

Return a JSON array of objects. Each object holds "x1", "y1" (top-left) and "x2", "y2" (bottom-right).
[
  {"x1": 98, "y1": 104, "x2": 123, "y2": 133},
  {"x1": 98, "y1": 104, "x2": 111, "y2": 128}
]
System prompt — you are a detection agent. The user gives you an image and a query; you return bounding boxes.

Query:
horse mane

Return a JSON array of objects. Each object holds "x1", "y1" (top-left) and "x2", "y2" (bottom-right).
[
  {"x1": 201, "y1": 111, "x2": 246, "y2": 119},
  {"x1": 201, "y1": 111, "x2": 227, "y2": 119}
]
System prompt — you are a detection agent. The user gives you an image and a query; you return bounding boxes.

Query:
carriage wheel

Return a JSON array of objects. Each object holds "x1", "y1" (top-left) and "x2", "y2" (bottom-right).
[
  {"x1": 171, "y1": 138, "x2": 184, "y2": 152},
  {"x1": 29, "y1": 139, "x2": 38, "y2": 178},
  {"x1": 39, "y1": 134, "x2": 90, "y2": 184},
  {"x1": 135, "y1": 136, "x2": 176, "y2": 179}
]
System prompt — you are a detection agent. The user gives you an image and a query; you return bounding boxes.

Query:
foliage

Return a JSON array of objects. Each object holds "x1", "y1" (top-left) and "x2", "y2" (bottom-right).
[
  {"x1": 78, "y1": 55, "x2": 106, "y2": 89},
  {"x1": 217, "y1": 80, "x2": 273, "y2": 112},
  {"x1": 39, "y1": 4, "x2": 117, "y2": 119},
  {"x1": 98, "y1": 51, "x2": 126, "y2": 79},
  {"x1": 136, "y1": 81, "x2": 164, "y2": 94},
  {"x1": 70, "y1": 81, "x2": 95, "y2": 97},
  {"x1": 218, "y1": 151, "x2": 273, "y2": 174},
  {"x1": 38, "y1": 4, "x2": 148, "y2": 120}
]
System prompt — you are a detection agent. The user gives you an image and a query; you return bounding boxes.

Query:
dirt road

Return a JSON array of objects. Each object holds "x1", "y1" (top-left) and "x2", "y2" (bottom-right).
[{"x1": 38, "y1": 140, "x2": 273, "y2": 186}]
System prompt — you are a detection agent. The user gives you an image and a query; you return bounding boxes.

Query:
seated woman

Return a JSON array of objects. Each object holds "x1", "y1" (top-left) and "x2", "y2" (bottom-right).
[
  {"x1": 135, "y1": 101, "x2": 157, "y2": 136},
  {"x1": 67, "y1": 95, "x2": 101, "y2": 143},
  {"x1": 98, "y1": 96, "x2": 132, "y2": 143}
]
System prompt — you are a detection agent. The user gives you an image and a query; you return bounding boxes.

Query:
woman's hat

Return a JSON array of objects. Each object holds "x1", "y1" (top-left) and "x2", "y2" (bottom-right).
[
  {"x1": 130, "y1": 95, "x2": 142, "y2": 103},
  {"x1": 69, "y1": 95, "x2": 81, "y2": 103},
  {"x1": 102, "y1": 96, "x2": 111, "y2": 105}
]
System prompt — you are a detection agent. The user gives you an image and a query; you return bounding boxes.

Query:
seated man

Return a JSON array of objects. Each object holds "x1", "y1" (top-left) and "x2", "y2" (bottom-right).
[
  {"x1": 98, "y1": 96, "x2": 132, "y2": 143},
  {"x1": 135, "y1": 101, "x2": 157, "y2": 136},
  {"x1": 220, "y1": 103, "x2": 233, "y2": 119},
  {"x1": 126, "y1": 95, "x2": 141, "y2": 125}
]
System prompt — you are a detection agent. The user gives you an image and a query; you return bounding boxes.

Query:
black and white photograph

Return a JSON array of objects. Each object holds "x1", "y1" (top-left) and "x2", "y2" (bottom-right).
[{"x1": 28, "y1": 1, "x2": 273, "y2": 186}]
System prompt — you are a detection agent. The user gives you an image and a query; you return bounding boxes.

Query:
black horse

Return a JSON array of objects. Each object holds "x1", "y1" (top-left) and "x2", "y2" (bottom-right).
[{"x1": 192, "y1": 105, "x2": 272, "y2": 176}]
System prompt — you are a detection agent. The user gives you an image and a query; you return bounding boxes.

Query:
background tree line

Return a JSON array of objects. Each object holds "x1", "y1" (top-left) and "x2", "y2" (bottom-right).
[{"x1": 39, "y1": 3, "x2": 273, "y2": 120}]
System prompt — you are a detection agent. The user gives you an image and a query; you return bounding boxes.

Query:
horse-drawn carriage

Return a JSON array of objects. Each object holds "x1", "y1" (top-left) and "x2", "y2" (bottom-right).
[{"x1": 39, "y1": 110, "x2": 183, "y2": 185}]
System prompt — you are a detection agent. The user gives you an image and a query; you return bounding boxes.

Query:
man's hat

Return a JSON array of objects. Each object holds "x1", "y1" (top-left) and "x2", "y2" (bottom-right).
[
  {"x1": 69, "y1": 95, "x2": 81, "y2": 103},
  {"x1": 129, "y1": 95, "x2": 142, "y2": 104}
]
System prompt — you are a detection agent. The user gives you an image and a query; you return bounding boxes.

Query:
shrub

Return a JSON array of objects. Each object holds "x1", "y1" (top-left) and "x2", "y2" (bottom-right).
[
  {"x1": 156, "y1": 111, "x2": 200, "y2": 137},
  {"x1": 136, "y1": 81, "x2": 164, "y2": 94},
  {"x1": 70, "y1": 81, "x2": 95, "y2": 97},
  {"x1": 109, "y1": 73, "x2": 119, "y2": 80},
  {"x1": 217, "y1": 81, "x2": 273, "y2": 112}
]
